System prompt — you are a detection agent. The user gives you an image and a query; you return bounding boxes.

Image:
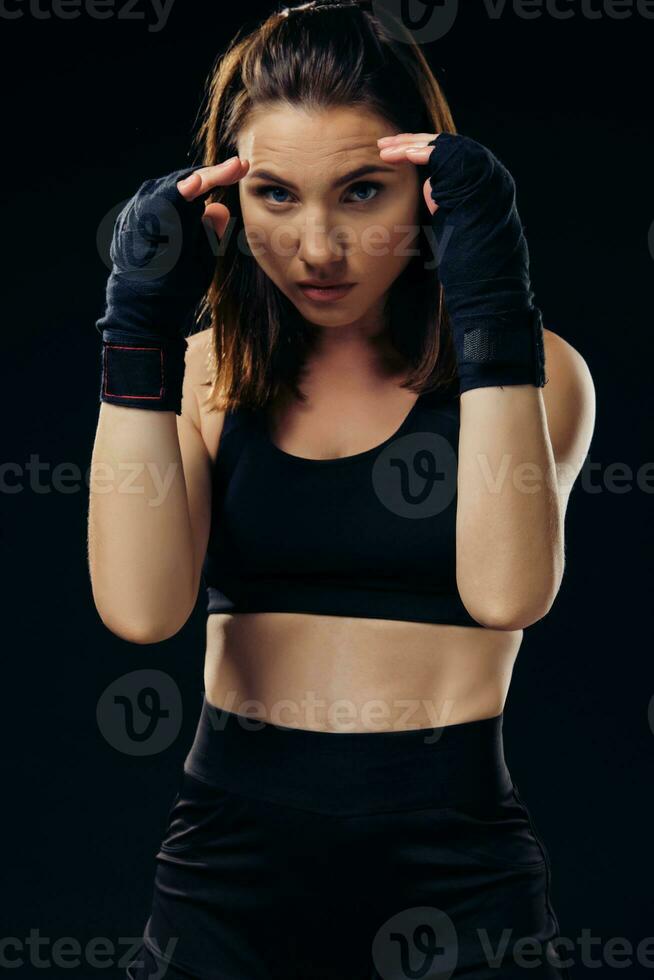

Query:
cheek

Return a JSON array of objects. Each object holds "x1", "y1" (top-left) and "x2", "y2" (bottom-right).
[
  {"x1": 242, "y1": 211, "x2": 290, "y2": 272},
  {"x1": 356, "y1": 195, "x2": 420, "y2": 271},
  {"x1": 354, "y1": 220, "x2": 417, "y2": 285}
]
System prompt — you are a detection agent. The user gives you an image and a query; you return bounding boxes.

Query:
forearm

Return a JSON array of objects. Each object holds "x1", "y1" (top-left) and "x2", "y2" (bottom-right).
[
  {"x1": 456, "y1": 385, "x2": 564, "y2": 630},
  {"x1": 88, "y1": 403, "x2": 196, "y2": 642},
  {"x1": 89, "y1": 163, "x2": 220, "y2": 641},
  {"x1": 413, "y1": 134, "x2": 559, "y2": 626}
]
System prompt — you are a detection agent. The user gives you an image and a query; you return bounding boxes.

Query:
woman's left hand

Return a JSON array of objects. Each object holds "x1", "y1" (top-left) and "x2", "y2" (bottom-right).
[
  {"x1": 377, "y1": 131, "x2": 547, "y2": 393},
  {"x1": 377, "y1": 132, "x2": 443, "y2": 216}
]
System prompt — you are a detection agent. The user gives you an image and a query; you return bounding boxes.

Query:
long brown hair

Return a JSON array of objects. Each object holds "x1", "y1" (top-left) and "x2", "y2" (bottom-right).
[{"x1": 191, "y1": 0, "x2": 458, "y2": 414}]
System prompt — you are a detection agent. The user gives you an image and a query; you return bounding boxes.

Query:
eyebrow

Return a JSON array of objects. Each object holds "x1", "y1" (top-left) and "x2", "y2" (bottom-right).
[{"x1": 247, "y1": 163, "x2": 398, "y2": 191}]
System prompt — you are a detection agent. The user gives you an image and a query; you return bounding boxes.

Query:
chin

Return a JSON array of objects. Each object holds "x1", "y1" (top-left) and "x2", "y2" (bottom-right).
[{"x1": 297, "y1": 309, "x2": 368, "y2": 330}]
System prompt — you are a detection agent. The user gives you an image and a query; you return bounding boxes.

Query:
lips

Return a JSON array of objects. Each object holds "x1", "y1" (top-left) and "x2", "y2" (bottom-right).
[
  {"x1": 297, "y1": 283, "x2": 355, "y2": 303},
  {"x1": 297, "y1": 281, "x2": 354, "y2": 288}
]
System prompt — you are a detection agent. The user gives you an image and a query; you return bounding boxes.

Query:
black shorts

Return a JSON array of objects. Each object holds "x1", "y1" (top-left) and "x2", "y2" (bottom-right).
[{"x1": 126, "y1": 696, "x2": 571, "y2": 980}]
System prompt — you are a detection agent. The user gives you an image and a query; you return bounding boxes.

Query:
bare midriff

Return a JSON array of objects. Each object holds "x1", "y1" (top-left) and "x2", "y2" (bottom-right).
[{"x1": 203, "y1": 612, "x2": 523, "y2": 733}]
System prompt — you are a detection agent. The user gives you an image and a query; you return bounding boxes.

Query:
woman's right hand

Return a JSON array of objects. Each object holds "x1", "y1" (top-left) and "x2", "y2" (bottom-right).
[
  {"x1": 176, "y1": 157, "x2": 249, "y2": 241},
  {"x1": 96, "y1": 157, "x2": 250, "y2": 341}
]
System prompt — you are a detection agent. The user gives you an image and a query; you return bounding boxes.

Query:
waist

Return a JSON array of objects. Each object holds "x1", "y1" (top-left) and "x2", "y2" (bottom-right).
[
  {"x1": 184, "y1": 694, "x2": 513, "y2": 817},
  {"x1": 203, "y1": 613, "x2": 520, "y2": 734}
]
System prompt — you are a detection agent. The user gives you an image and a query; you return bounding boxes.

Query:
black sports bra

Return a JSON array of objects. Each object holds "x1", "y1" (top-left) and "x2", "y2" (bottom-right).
[{"x1": 200, "y1": 385, "x2": 484, "y2": 628}]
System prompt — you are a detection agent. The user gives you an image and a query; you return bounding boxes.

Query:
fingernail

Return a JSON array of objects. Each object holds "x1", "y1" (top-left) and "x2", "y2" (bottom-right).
[{"x1": 223, "y1": 156, "x2": 239, "y2": 165}]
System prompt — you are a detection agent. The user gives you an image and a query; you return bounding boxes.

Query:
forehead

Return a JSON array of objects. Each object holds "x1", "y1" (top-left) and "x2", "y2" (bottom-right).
[{"x1": 237, "y1": 103, "x2": 396, "y2": 171}]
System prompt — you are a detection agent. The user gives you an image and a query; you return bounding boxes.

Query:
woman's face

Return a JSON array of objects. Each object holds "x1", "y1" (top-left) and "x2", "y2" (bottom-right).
[{"x1": 236, "y1": 103, "x2": 421, "y2": 331}]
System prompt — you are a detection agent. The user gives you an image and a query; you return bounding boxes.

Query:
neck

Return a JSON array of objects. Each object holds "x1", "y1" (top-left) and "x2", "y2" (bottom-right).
[{"x1": 301, "y1": 302, "x2": 405, "y2": 381}]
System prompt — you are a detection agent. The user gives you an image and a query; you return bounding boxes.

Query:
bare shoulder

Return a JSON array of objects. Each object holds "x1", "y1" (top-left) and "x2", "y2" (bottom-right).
[
  {"x1": 179, "y1": 328, "x2": 225, "y2": 459},
  {"x1": 184, "y1": 327, "x2": 215, "y2": 389},
  {"x1": 541, "y1": 327, "x2": 596, "y2": 479}
]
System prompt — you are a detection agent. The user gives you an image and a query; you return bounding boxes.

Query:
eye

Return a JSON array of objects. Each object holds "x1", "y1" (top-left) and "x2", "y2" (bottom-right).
[
  {"x1": 253, "y1": 180, "x2": 384, "y2": 207},
  {"x1": 345, "y1": 181, "x2": 383, "y2": 203},
  {"x1": 256, "y1": 185, "x2": 292, "y2": 205}
]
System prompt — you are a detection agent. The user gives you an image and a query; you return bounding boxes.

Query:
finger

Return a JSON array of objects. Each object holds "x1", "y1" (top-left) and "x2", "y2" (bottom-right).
[
  {"x1": 377, "y1": 133, "x2": 438, "y2": 145},
  {"x1": 176, "y1": 171, "x2": 202, "y2": 200},
  {"x1": 404, "y1": 145, "x2": 435, "y2": 162},
  {"x1": 177, "y1": 158, "x2": 249, "y2": 201},
  {"x1": 379, "y1": 142, "x2": 431, "y2": 155},
  {"x1": 176, "y1": 158, "x2": 248, "y2": 200},
  {"x1": 202, "y1": 202, "x2": 232, "y2": 241},
  {"x1": 379, "y1": 144, "x2": 434, "y2": 164}
]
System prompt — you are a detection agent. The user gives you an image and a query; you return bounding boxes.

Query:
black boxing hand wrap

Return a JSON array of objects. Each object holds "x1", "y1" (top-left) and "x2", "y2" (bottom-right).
[
  {"x1": 424, "y1": 134, "x2": 547, "y2": 393},
  {"x1": 96, "y1": 165, "x2": 215, "y2": 414},
  {"x1": 98, "y1": 329, "x2": 188, "y2": 415}
]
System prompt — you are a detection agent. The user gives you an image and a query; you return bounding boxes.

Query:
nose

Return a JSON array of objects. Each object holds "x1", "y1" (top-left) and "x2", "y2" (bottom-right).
[{"x1": 294, "y1": 209, "x2": 351, "y2": 270}]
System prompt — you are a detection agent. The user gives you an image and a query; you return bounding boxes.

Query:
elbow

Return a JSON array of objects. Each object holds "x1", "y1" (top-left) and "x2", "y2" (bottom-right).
[
  {"x1": 91, "y1": 570, "x2": 198, "y2": 645},
  {"x1": 460, "y1": 585, "x2": 561, "y2": 632},
  {"x1": 471, "y1": 604, "x2": 551, "y2": 632},
  {"x1": 95, "y1": 602, "x2": 194, "y2": 645},
  {"x1": 117, "y1": 623, "x2": 184, "y2": 645},
  {"x1": 457, "y1": 545, "x2": 565, "y2": 630}
]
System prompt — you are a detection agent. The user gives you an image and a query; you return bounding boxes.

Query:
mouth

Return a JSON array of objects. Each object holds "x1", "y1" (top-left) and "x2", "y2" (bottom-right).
[{"x1": 297, "y1": 283, "x2": 356, "y2": 302}]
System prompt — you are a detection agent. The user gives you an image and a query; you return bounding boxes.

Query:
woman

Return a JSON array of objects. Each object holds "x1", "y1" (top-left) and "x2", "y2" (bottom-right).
[{"x1": 89, "y1": 1, "x2": 595, "y2": 977}]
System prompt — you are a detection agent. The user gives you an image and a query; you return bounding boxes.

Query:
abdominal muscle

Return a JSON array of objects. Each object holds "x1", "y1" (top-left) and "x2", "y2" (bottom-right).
[{"x1": 203, "y1": 612, "x2": 523, "y2": 733}]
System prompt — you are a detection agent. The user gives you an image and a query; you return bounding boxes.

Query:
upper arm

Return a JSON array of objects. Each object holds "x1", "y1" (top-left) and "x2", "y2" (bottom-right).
[
  {"x1": 176, "y1": 330, "x2": 219, "y2": 601},
  {"x1": 541, "y1": 328, "x2": 597, "y2": 518}
]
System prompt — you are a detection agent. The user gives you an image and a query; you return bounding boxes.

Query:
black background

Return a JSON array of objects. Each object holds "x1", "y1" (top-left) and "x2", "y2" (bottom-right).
[{"x1": 3, "y1": 0, "x2": 653, "y2": 976}]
